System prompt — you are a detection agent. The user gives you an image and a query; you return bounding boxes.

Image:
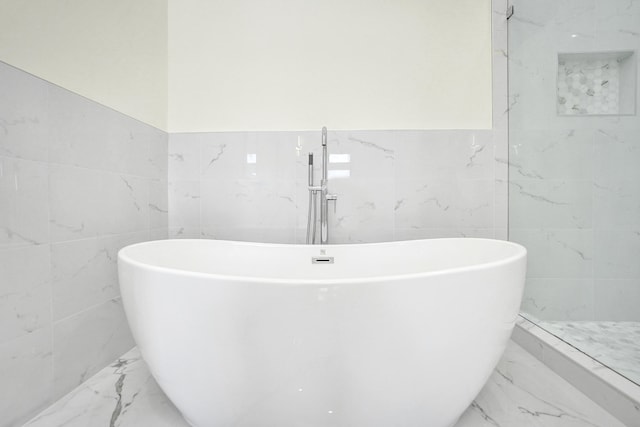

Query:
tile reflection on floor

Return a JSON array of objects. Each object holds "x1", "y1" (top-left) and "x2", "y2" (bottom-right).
[{"x1": 24, "y1": 341, "x2": 624, "y2": 427}]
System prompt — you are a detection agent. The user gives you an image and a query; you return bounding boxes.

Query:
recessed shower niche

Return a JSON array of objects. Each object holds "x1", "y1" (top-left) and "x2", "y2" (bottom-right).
[{"x1": 557, "y1": 51, "x2": 636, "y2": 116}]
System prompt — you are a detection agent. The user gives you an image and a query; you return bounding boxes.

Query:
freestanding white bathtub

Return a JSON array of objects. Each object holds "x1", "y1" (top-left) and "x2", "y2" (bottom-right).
[{"x1": 118, "y1": 238, "x2": 526, "y2": 427}]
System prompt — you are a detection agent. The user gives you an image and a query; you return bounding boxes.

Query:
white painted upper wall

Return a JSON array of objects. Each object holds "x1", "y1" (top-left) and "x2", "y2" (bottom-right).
[
  {"x1": 0, "y1": 0, "x2": 168, "y2": 130},
  {"x1": 0, "y1": 0, "x2": 491, "y2": 133},
  {"x1": 168, "y1": 0, "x2": 492, "y2": 132}
]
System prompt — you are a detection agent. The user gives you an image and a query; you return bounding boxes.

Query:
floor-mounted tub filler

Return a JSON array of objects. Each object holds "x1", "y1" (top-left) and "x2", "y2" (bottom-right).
[{"x1": 118, "y1": 238, "x2": 526, "y2": 427}]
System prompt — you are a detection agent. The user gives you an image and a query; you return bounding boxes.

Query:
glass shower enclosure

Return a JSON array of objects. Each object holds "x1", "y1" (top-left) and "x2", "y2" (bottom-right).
[{"x1": 508, "y1": 0, "x2": 640, "y2": 385}]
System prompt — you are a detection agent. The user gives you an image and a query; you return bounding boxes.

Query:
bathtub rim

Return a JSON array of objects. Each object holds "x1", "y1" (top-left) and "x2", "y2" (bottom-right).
[{"x1": 118, "y1": 237, "x2": 526, "y2": 287}]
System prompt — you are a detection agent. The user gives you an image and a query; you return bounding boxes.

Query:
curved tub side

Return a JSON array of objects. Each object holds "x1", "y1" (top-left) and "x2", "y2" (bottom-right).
[{"x1": 119, "y1": 245, "x2": 526, "y2": 427}]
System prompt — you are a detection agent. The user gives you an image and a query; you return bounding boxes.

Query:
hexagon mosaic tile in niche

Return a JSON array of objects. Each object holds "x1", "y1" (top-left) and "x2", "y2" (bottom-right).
[{"x1": 557, "y1": 51, "x2": 635, "y2": 116}]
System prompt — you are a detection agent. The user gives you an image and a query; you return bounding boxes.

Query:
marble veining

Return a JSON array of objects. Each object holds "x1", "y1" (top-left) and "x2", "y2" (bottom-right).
[
  {"x1": 538, "y1": 320, "x2": 640, "y2": 386},
  {"x1": 0, "y1": 59, "x2": 167, "y2": 426},
  {"x1": 168, "y1": 129, "x2": 501, "y2": 244},
  {"x1": 557, "y1": 54, "x2": 628, "y2": 116},
  {"x1": 23, "y1": 342, "x2": 625, "y2": 427},
  {"x1": 510, "y1": 0, "x2": 640, "y2": 324}
]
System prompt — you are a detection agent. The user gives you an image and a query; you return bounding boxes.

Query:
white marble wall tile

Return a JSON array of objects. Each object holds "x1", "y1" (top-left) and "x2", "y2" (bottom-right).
[
  {"x1": 594, "y1": 229, "x2": 640, "y2": 279},
  {"x1": 0, "y1": 62, "x2": 50, "y2": 162},
  {"x1": 394, "y1": 227, "x2": 496, "y2": 241},
  {"x1": 51, "y1": 232, "x2": 147, "y2": 321},
  {"x1": 455, "y1": 180, "x2": 495, "y2": 228},
  {"x1": 394, "y1": 178, "x2": 494, "y2": 231},
  {"x1": 0, "y1": 157, "x2": 50, "y2": 248},
  {"x1": 49, "y1": 165, "x2": 148, "y2": 241},
  {"x1": 452, "y1": 131, "x2": 495, "y2": 181},
  {"x1": 521, "y1": 278, "x2": 595, "y2": 321},
  {"x1": 202, "y1": 226, "x2": 296, "y2": 244},
  {"x1": 168, "y1": 133, "x2": 202, "y2": 181},
  {"x1": 53, "y1": 298, "x2": 134, "y2": 399},
  {"x1": 509, "y1": 180, "x2": 592, "y2": 229},
  {"x1": 394, "y1": 178, "x2": 458, "y2": 230},
  {"x1": 0, "y1": 244, "x2": 51, "y2": 343},
  {"x1": 144, "y1": 128, "x2": 168, "y2": 180},
  {"x1": 394, "y1": 130, "x2": 491, "y2": 181},
  {"x1": 148, "y1": 228, "x2": 169, "y2": 241},
  {"x1": 510, "y1": 228, "x2": 593, "y2": 279},
  {"x1": 200, "y1": 132, "x2": 300, "y2": 183},
  {"x1": 47, "y1": 87, "x2": 150, "y2": 178},
  {"x1": 168, "y1": 180, "x2": 200, "y2": 231},
  {"x1": 493, "y1": 177, "x2": 508, "y2": 240},
  {"x1": 0, "y1": 327, "x2": 53, "y2": 427},
  {"x1": 329, "y1": 130, "x2": 396, "y2": 179},
  {"x1": 594, "y1": 128, "x2": 640, "y2": 183},
  {"x1": 593, "y1": 180, "x2": 640, "y2": 229},
  {"x1": 509, "y1": 130, "x2": 594, "y2": 181},
  {"x1": 169, "y1": 128, "x2": 503, "y2": 244},
  {"x1": 326, "y1": 177, "x2": 395, "y2": 244},
  {"x1": 149, "y1": 180, "x2": 168, "y2": 230},
  {"x1": 594, "y1": 280, "x2": 640, "y2": 321},
  {"x1": 168, "y1": 227, "x2": 201, "y2": 239},
  {"x1": 200, "y1": 178, "x2": 297, "y2": 234}
]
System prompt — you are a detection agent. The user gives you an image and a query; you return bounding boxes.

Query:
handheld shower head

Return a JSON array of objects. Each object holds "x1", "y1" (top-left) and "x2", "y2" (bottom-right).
[{"x1": 322, "y1": 126, "x2": 327, "y2": 146}]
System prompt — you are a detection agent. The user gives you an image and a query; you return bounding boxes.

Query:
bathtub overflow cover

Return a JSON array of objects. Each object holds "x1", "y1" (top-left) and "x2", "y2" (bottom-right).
[{"x1": 312, "y1": 256, "x2": 334, "y2": 264}]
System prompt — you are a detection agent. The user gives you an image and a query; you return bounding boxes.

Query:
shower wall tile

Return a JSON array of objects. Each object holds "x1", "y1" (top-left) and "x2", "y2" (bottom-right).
[
  {"x1": 593, "y1": 180, "x2": 640, "y2": 229},
  {"x1": 0, "y1": 60, "x2": 168, "y2": 424},
  {"x1": 0, "y1": 245, "x2": 51, "y2": 343},
  {"x1": 0, "y1": 327, "x2": 53, "y2": 427},
  {"x1": 0, "y1": 157, "x2": 50, "y2": 248},
  {"x1": 509, "y1": 228, "x2": 593, "y2": 279},
  {"x1": 510, "y1": 0, "x2": 640, "y2": 321},
  {"x1": 0, "y1": 63, "x2": 50, "y2": 162},
  {"x1": 509, "y1": 130, "x2": 594, "y2": 181},
  {"x1": 594, "y1": 279, "x2": 640, "y2": 321},
  {"x1": 593, "y1": 128, "x2": 640, "y2": 183},
  {"x1": 494, "y1": 177, "x2": 509, "y2": 241},
  {"x1": 521, "y1": 278, "x2": 595, "y2": 321},
  {"x1": 509, "y1": 180, "x2": 593, "y2": 229},
  {"x1": 52, "y1": 298, "x2": 134, "y2": 399},
  {"x1": 594, "y1": 229, "x2": 640, "y2": 279}
]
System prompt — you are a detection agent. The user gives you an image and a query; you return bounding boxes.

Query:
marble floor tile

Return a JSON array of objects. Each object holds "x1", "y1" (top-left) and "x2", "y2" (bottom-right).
[
  {"x1": 24, "y1": 341, "x2": 624, "y2": 427},
  {"x1": 538, "y1": 320, "x2": 640, "y2": 386}
]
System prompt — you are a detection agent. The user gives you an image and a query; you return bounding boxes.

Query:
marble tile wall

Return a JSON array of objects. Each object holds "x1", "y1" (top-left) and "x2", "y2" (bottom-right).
[
  {"x1": 168, "y1": 129, "x2": 505, "y2": 244},
  {"x1": 0, "y1": 61, "x2": 168, "y2": 427},
  {"x1": 509, "y1": 0, "x2": 640, "y2": 321}
]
